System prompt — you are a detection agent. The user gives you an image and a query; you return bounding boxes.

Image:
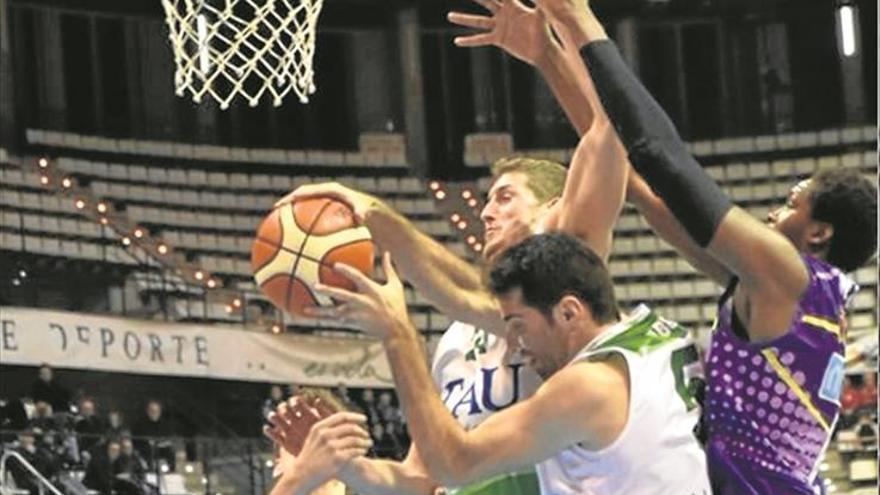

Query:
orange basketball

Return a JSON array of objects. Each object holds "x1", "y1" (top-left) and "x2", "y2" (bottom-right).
[{"x1": 251, "y1": 197, "x2": 375, "y2": 316}]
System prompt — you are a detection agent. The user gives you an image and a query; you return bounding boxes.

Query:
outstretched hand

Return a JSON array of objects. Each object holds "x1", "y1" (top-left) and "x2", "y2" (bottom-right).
[
  {"x1": 274, "y1": 181, "x2": 383, "y2": 225},
  {"x1": 266, "y1": 404, "x2": 372, "y2": 494},
  {"x1": 305, "y1": 252, "x2": 412, "y2": 340},
  {"x1": 448, "y1": 0, "x2": 561, "y2": 66}
]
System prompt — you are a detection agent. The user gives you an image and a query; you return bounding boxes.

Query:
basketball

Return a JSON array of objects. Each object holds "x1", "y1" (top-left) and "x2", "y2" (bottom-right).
[{"x1": 251, "y1": 197, "x2": 375, "y2": 316}]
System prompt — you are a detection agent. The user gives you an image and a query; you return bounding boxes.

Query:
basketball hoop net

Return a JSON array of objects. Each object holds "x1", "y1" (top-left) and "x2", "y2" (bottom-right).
[{"x1": 161, "y1": 0, "x2": 325, "y2": 109}]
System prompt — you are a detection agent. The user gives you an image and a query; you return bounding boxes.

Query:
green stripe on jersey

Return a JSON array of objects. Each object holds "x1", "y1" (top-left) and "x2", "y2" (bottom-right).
[
  {"x1": 589, "y1": 310, "x2": 688, "y2": 355},
  {"x1": 452, "y1": 470, "x2": 540, "y2": 495}
]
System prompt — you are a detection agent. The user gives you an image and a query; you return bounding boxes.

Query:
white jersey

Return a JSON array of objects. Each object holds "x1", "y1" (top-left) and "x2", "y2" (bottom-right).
[
  {"x1": 536, "y1": 305, "x2": 711, "y2": 495},
  {"x1": 431, "y1": 321, "x2": 542, "y2": 430},
  {"x1": 431, "y1": 321, "x2": 543, "y2": 494}
]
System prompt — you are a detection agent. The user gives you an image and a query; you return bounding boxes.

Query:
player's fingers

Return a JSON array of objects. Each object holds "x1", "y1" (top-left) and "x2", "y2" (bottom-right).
[
  {"x1": 330, "y1": 263, "x2": 376, "y2": 294},
  {"x1": 316, "y1": 412, "x2": 368, "y2": 430},
  {"x1": 326, "y1": 423, "x2": 372, "y2": 442},
  {"x1": 313, "y1": 283, "x2": 367, "y2": 307},
  {"x1": 472, "y1": 0, "x2": 500, "y2": 14},
  {"x1": 310, "y1": 397, "x2": 339, "y2": 418},
  {"x1": 381, "y1": 252, "x2": 400, "y2": 285},
  {"x1": 263, "y1": 424, "x2": 282, "y2": 442},
  {"x1": 454, "y1": 33, "x2": 496, "y2": 48},
  {"x1": 300, "y1": 304, "x2": 349, "y2": 320},
  {"x1": 447, "y1": 12, "x2": 494, "y2": 30}
]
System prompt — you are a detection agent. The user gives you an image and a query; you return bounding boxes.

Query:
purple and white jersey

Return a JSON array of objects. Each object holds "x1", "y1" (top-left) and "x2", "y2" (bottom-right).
[{"x1": 704, "y1": 255, "x2": 857, "y2": 495}]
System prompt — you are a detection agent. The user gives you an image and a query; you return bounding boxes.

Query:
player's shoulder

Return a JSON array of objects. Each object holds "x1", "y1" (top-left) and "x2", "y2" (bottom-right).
[
  {"x1": 534, "y1": 357, "x2": 628, "y2": 419},
  {"x1": 431, "y1": 321, "x2": 479, "y2": 368}
]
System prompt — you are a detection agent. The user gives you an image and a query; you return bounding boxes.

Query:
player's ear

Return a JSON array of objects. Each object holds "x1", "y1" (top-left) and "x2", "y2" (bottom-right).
[
  {"x1": 805, "y1": 220, "x2": 833, "y2": 253},
  {"x1": 554, "y1": 295, "x2": 582, "y2": 323}
]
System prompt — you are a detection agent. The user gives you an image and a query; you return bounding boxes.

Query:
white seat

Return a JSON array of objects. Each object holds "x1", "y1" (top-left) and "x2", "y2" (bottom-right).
[
  {"x1": 168, "y1": 169, "x2": 188, "y2": 185},
  {"x1": 147, "y1": 167, "x2": 168, "y2": 184},
  {"x1": 108, "y1": 163, "x2": 128, "y2": 179},
  {"x1": 188, "y1": 169, "x2": 208, "y2": 185},
  {"x1": 208, "y1": 172, "x2": 229, "y2": 188},
  {"x1": 129, "y1": 165, "x2": 148, "y2": 181}
]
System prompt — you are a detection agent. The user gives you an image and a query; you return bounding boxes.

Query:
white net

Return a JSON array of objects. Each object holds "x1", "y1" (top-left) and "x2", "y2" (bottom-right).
[{"x1": 161, "y1": 0, "x2": 325, "y2": 109}]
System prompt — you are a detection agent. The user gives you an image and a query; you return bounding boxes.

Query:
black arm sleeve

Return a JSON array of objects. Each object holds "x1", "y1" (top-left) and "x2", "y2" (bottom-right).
[{"x1": 580, "y1": 40, "x2": 732, "y2": 247}]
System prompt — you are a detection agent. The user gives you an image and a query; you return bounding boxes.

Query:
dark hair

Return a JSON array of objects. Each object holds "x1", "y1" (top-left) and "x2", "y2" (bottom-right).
[
  {"x1": 488, "y1": 233, "x2": 619, "y2": 324},
  {"x1": 808, "y1": 168, "x2": 877, "y2": 272}
]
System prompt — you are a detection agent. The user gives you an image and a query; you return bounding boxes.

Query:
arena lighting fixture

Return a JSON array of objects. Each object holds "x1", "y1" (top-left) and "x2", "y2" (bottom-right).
[
  {"x1": 265, "y1": 459, "x2": 274, "y2": 468},
  {"x1": 99, "y1": 217, "x2": 109, "y2": 225},
  {"x1": 232, "y1": 297, "x2": 242, "y2": 308},
  {"x1": 428, "y1": 181, "x2": 440, "y2": 191},
  {"x1": 434, "y1": 190, "x2": 446, "y2": 200},
  {"x1": 225, "y1": 304, "x2": 234, "y2": 313},
  {"x1": 206, "y1": 278, "x2": 217, "y2": 289},
  {"x1": 466, "y1": 235, "x2": 476, "y2": 245},
  {"x1": 39, "y1": 175, "x2": 49, "y2": 185},
  {"x1": 18, "y1": 270, "x2": 27, "y2": 278},
  {"x1": 11, "y1": 278, "x2": 21, "y2": 287},
  {"x1": 184, "y1": 465, "x2": 194, "y2": 474},
  {"x1": 160, "y1": 464, "x2": 169, "y2": 474},
  {"x1": 461, "y1": 189, "x2": 473, "y2": 200},
  {"x1": 194, "y1": 270, "x2": 205, "y2": 281},
  {"x1": 450, "y1": 213, "x2": 461, "y2": 223},
  {"x1": 474, "y1": 243, "x2": 483, "y2": 252},
  {"x1": 201, "y1": 477, "x2": 207, "y2": 485},
  {"x1": 121, "y1": 236, "x2": 131, "y2": 246},
  {"x1": 467, "y1": 198, "x2": 478, "y2": 208},
  {"x1": 61, "y1": 177, "x2": 73, "y2": 189},
  {"x1": 96, "y1": 202, "x2": 108, "y2": 213},
  {"x1": 271, "y1": 324, "x2": 282, "y2": 334},
  {"x1": 836, "y1": 4, "x2": 858, "y2": 57},
  {"x1": 456, "y1": 220, "x2": 467, "y2": 230},
  {"x1": 38, "y1": 158, "x2": 49, "y2": 168},
  {"x1": 74, "y1": 199, "x2": 86, "y2": 210},
  {"x1": 157, "y1": 243, "x2": 169, "y2": 255},
  {"x1": 133, "y1": 227, "x2": 145, "y2": 239}
]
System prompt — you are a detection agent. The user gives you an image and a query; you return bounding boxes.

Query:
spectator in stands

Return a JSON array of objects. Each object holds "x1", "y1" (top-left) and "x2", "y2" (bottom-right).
[
  {"x1": 107, "y1": 409, "x2": 128, "y2": 438},
  {"x1": 860, "y1": 372, "x2": 878, "y2": 408},
  {"x1": 75, "y1": 397, "x2": 106, "y2": 456},
  {"x1": 29, "y1": 401, "x2": 54, "y2": 434},
  {"x1": 30, "y1": 364, "x2": 70, "y2": 413},
  {"x1": 855, "y1": 410, "x2": 879, "y2": 450},
  {"x1": 0, "y1": 397, "x2": 29, "y2": 433},
  {"x1": 360, "y1": 389, "x2": 380, "y2": 428},
  {"x1": 132, "y1": 399, "x2": 176, "y2": 472},
  {"x1": 335, "y1": 384, "x2": 356, "y2": 411},
  {"x1": 9, "y1": 429, "x2": 60, "y2": 495},
  {"x1": 118, "y1": 436, "x2": 149, "y2": 484},
  {"x1": 262, "y1": 385, "x2": 285, "y2": 422},
  {"x1": 84, "y1": 438, "x2": 122, "y2": 494}
]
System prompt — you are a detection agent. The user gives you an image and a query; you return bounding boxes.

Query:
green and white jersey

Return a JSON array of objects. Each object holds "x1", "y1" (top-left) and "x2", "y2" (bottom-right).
[
  {"x1": 431, "y1": 321, "x2": 543, "y2": 494},
  {"x1": 536, "y1": 304, "x2": 711, "y2": 495}
]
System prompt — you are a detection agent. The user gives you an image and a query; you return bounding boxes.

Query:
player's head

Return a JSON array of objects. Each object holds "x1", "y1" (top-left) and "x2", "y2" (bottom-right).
[
  {"x1": 766, "y1": 168, "x2": 877, "y2": 272},
  {"x1": 480, "y1": 157, "x2": 566, "y2": 262},
  {"x1": 488, "y1": 233, "x2": 619, "y2": 378}
]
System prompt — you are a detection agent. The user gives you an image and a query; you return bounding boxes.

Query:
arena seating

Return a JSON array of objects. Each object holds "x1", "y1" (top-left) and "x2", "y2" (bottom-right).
[{"x1": 3, "y1": 125, "x2": 877, "y2": 343}]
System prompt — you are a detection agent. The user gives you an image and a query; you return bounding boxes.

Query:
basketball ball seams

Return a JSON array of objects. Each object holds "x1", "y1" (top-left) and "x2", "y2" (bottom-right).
[
  {"x1": 253, "y1": 197, "x2": 375, "y2": 317},
  {"x1": 286, "y1": 200, "x2": 335, "y2": 317}
]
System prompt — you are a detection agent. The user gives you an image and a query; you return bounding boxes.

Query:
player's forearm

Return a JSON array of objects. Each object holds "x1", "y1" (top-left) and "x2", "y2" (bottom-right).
[
  {"x1": 383, "y1": 324, "x2": 473, "y2": 486},
  {"x1": 535, "y1": 43, "x2": 594, "y2": 137},
  {"x1": 364, "y1": 204, "x2": 501, "y2": 331},
  {"x1": 364, "y1": 204, "x2": 483, "y2": 294},
  {"x1": 340, "y1": 458, "x2": 437, "y2": 495}
]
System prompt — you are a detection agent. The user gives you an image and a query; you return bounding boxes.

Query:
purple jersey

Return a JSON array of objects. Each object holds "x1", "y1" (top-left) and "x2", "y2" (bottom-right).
[{"x1": 704, "y1": 255, "x2": 857, "y2": 495}]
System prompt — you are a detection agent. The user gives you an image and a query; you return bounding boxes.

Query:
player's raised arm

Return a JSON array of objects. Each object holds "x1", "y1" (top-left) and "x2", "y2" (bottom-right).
[
  {"x1": 276, "y1": 183, "x2": 504, "y2": 333},
  {"x1": 449, "y1": 0, "x2": 627, "y2": 261},
  {"x1": 449, "y1": 0, "x2": 594, "y2": 136},
  {"x1": 537, "y1": 0, "x2": 809, "y2": 339}
]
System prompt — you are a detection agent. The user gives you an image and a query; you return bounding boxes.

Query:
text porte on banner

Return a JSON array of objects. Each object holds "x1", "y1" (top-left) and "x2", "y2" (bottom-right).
[{"x1": 0, "y1": 306, "x2": 394, "y2": 388}]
